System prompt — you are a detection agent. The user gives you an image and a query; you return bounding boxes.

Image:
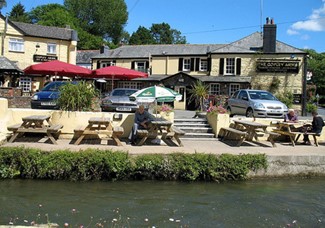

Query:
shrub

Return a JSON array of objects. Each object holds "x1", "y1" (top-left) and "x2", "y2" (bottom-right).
[
  {"x1": 306, "y1": 103, "x2": 317, "y2": 113},
  {"x1": 276, "y1": 91, "x2": 294, "y2": 108},
  {"x1": 58, "y1": 81, "x2": 99, "y2": 111},
  {"x1": 0, "y1": 147, "x2": 268, "y2": 182}
]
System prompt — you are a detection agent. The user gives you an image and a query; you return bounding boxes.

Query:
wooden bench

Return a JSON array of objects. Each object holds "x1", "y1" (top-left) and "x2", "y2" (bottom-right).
[
  {"x1": 219, "y1": 127, "x2": 248, "y2": 146},
  {"x1": 136, "y1": 129, "x2": 149, "y2": 146},
  {"x1": 167, "y1": 126, "x2": 185, "y2": 146},
  {"x1": 264, "y1": 131, "x2": 280, "y2": 147},
  {"x1": 295, "y1": 132, "x2": 320, "y2": 146},
  {"x1": 112, "y1": 126, "x2": 124, "y2": 146},
  {"x1": 46, "y1": 124, "x2": 63, "y2": 145},
  {"x1": 7, "y1": 124, "x2": 22, "y2": 132},
  {"x1": 272, "y1": 129, "x2": 302, "y2": 147}
]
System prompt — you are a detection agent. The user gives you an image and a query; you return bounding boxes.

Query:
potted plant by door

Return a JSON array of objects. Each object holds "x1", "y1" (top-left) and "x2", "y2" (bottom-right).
[{"x1": 188, "y1": 81, "x2": 209, "y2": 118}]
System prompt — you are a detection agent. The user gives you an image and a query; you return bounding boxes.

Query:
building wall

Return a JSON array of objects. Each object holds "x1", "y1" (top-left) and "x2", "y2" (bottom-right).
[{"x1": 0, "y1": 18, "x2": 77, "y2": 70}]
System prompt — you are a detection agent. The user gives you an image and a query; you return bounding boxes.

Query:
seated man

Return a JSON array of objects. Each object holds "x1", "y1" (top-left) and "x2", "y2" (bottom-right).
[
  {"x1": 302, "y1": 111, "x2": 325, "y2": 145},
  {"x1": 284, "y1": 109, "x2": 298, "y2": 123},
  {"x1": 128, "y1": 105, "x2": 151, "y2": 144}
]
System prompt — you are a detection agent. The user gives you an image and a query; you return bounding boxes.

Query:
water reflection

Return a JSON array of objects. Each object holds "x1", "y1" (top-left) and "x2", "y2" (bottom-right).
[{"x1": 0, "y1": 179, "x2": 324, "y2": 227}]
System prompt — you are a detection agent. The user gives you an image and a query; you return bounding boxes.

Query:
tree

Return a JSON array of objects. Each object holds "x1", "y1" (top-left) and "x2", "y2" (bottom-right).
[
  {"x1": 8, "y1": 3, "x2": 31, "y2": 23},
  {"x1": 64, "y1": 0, "x2": 128, "y2": 44},
  {"x1": 305, "y1": 49, "x2": 325, "y2": 96},
  {"x1": 129, "y1": 23, "x2": 187, "y2": 45},
  {"x1": 188, "y1": 81, "x2": 209, "y2": 112},
  {"x1": 0, "y1": 0, "x2": 6, "y2": 11},
  {"x1": 129, "y1": 26, "x2": 154, "y2": 45}
]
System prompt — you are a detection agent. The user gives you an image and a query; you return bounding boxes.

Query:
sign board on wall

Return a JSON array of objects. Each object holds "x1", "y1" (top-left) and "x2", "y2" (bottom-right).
[
  {"x1": 293, "y1": 94, "x2": 302, "y2": 104},
  {"x1": 33, "y1": 55, "x2": 58, "y2": 62},
  {"x1": 256, "y1": 59, "x2": 300, "y2": 73}
]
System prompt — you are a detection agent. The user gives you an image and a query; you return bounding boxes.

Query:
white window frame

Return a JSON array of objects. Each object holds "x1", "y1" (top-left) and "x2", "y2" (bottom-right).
[
  {"x1": 209, "y1": 83, "x2": 220, "y2": 95},
  {"x1": 225, "y1": 58, "x2": 235, "y2": 75},
  {"x1": 200, "y1": 59, "x2": 208, "y2": 71},
  {"x1": 229, "y1": 83, "x2": 240, "y2": 96},
  {"x1": 19, "y1": 77, "x2": 32, "y2": 92},
  {"x1": 183, "y1": 58, "x2": 191, "y2": 71},
  {"x1": 117, "y1": 81, "x2": 142, "y2": 89},
  {"x1": 47, "y1": 43, "x2": 57, "y2": 54},
  {"x1": 100, "y1": 61, "x2": 115, "y2": 68},
  {"x1": 135, "y1": 61, "x2": 146, "y2": 73},
  {"x1": 9, "y1": 38, "x2": 24, "y2": 52}
]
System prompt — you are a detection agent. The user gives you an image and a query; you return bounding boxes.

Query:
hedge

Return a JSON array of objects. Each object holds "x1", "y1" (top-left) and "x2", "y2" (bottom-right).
[{"x1": 0, "y1": 147, "x2": 267, "y2": 182}]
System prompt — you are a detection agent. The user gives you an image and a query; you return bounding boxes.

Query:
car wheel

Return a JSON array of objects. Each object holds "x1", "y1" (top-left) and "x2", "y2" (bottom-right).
[
  {"x1": 227, "y1": 107, "x2": 234, "y2": 117},
  {"x1": 246, "y1": 108, "x2": 254, "y2": 117}
]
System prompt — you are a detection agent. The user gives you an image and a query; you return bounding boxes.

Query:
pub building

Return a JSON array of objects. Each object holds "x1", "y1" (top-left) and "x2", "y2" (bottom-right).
[{"x1": 92, "y1": 18, "x2": 306, "y2": 112}]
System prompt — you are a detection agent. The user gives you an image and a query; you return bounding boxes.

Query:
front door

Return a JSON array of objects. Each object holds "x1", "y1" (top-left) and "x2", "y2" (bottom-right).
[{"x1": 174, "y1": 86, "x2": 186, "y2": 110}]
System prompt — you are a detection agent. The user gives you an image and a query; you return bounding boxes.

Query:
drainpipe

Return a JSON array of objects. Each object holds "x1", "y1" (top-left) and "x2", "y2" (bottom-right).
[
  {"x1": 1, "y1": 15, "x2": 8, "y2": 56},
  {"x1": 301, "y1": 54, "x2": 308, "y2": 116}
]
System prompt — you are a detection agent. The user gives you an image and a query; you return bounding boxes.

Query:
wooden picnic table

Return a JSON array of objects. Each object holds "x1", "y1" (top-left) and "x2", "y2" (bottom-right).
[
  {"x1": 231, "y1": 119, "x2": 278, "y2": 147},
  {"x1": 7, "y1": 115, "x2": 63, "y2": 144},
  {"x1": 74, "y1": 117, "x2": 123, "y2": 146},
  {"x1": 136, "y1": 118, "x2": 184, "y2": 146},
  {"x1": 272, "y1": 121, "x2": 319, "y2": 146}
]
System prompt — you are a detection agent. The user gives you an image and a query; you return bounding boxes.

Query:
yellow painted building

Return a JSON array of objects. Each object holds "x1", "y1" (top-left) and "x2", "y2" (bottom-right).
[
  {"x1": 91, "y1": 20, "x2": 307, "y2": 111},
  {"x1": 0, "y1": 14, "x2": 78, "y2": 92}
]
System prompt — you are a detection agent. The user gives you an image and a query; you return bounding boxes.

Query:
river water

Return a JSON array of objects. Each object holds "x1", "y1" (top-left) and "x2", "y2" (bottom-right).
[{"x1": 0, "y1": 178, "x2": 324, "y2": 227}]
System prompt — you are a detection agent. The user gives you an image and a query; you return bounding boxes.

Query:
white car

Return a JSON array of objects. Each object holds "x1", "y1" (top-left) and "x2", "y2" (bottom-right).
[{"x1": 227, "y1": 89, "x2": 288, "y2": 118}]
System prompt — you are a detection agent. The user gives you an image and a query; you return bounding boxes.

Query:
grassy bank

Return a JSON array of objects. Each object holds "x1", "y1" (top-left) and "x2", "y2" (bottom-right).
[{"x1": 0, "y1": 147, "x2": 267, "y2": 182}]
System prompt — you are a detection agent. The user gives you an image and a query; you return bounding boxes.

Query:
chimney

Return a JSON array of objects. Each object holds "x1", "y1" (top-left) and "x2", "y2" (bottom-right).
[
  {"x1": 263, "y1": 17, "x2": 277, "y2": 53},
  {"x1": 100, "y1": 45, "x2": 109, "y2": 54}
]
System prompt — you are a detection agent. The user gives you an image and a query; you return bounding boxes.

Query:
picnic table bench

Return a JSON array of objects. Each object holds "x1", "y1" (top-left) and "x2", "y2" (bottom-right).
[
  {"x1": 272, "y1": 122, "x2": 320, "y2": 146},
  {"x1": 219, "y1": 120, "x2": 279, "y2": 147},
  {"x1": 7, "y1": 115, "x2": 63, "y2": 144},
  {"x1": 74, "y1": 117, "x2": 123, "y2": 146}
]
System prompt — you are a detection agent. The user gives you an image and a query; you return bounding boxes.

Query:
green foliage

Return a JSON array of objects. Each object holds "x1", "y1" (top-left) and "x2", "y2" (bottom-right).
[
  {"x1": 0, "y1": 0, "x2": 6, "y2": 10},
  {"x1": 129, "y1": 23, "x2": 186, "y2": 45},
  {"x1": 188, "y1": 81, "x2": 209, "y2": 111},
  {"x1": 276, "y1": 90, "x2": 293, "y2": 108},
  {"x1": 8, "y1": 2, "x2": 31, "y2": 23},
  {"x1": 0, "y1": 147, "x2": 268, "y2": 182},
  {"x1": 306, "y1": 103, "x2": 317, "y2": 113},
  {"x1": 64, "y1": 0, "x2": 128, "y2": 44},
  {"x1": 269, "y1": 77, "x2": 281, "y2": 94},
  {"x1": 57, "y1": 81, "x2": 99, "y2": 111}
]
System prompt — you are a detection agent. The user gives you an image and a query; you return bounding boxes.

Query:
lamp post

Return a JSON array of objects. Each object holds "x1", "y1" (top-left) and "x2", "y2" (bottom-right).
[{"x1": 301, "y1": 54, "x2": 308, "y2": 116}]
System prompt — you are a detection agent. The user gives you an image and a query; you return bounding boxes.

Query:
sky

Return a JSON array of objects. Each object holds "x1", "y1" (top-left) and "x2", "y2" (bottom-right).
[{"x1": 2, "y1": 0, "x2": 325, "y2": 53}]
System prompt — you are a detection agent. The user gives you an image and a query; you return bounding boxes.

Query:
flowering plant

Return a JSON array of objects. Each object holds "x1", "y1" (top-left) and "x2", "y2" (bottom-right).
[
  {"x1": 207, "y1": 105, "x2": 228, "y2": 115},
  {"x1": 153, "y1": 104, "x2": 173, "y2": 115}
]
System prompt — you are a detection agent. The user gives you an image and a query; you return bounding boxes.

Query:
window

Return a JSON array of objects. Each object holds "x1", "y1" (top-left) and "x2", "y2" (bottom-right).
[
  {"x1": 135, "y1": 61, "x2": 146, "y2": 73},
  {"x1": 101, "y1": 61, "x2": 115, "y2": 68},
  {"x1": 19, "y1": 77, "x2": 32, "y2": 92},
  {"x1": 47, "y1": 43, "x2": 56, "y2": 54},
  {"x1": 209, "y1": 83, "x2": 220, "y2": 95},
  {"x1": 117, "y1": 81, "x2": 142, "y2": 89},
  {"x1": 225, "y1": 58, "x2": 235, "y2": 75},
  {"x1": 229, "y1": 84, "x2": 240, "y2": 96},
  {"x1": 200, "y1": 59, "x2": 208, "y2": 71},
  {"x1": 183, "y1": 58, "x2": 191, "y2": 71},
  {"x1": 9, "y1": 38, "x2": 24, "y2": 52}
]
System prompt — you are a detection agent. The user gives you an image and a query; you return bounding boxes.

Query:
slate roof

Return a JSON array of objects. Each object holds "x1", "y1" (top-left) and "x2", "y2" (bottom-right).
[
  {"x1": 0, "y1": 56, "x2": 22, "y2": 73},
  {"x1": 92, "y1": 44, "x2": 225, "y2": 59},
  {"x1": 211, "y1": 32, "x2": 304, "y2": 54},
  {"x1": 11, "y1": 21, "x2": 76, "y2": 41},
  {"x1": 77, "y1": 50, "x2": 100, "y2": 64}
]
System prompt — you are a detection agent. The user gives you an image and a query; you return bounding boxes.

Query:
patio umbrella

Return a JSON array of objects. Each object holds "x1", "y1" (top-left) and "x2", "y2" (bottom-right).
[
  {"x1": 129, "y1": 85, "x2": 182, "y2": 116},
  {"x1": 92, "y1": 66, "x2": 148, "y2": 80},
  {"x1": 129, "y1": 85, "x2": 182, "y2": 103},
  {"x1": 24, "y1": 60, "x2": 92, "y2": 77}
]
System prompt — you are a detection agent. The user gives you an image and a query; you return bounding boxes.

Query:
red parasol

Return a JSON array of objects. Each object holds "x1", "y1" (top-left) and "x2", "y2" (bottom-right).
[
  {"x1": 24, "y1": 60, "x2": 92, "y2": 77},
  {"x1": 92, "y1": 66, "x2": 148, "y2": 80}
]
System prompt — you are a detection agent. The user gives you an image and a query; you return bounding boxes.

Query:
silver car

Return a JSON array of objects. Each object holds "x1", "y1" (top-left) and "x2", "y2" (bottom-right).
[
  {"x1": 227, "y1": 89, "x2": 288, "y2": 118},
  {"x1": 101, "y1": 88, "x2": 139, "y2": 112}
]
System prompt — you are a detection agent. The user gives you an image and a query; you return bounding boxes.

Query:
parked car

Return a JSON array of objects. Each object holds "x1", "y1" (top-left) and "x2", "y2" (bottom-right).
[
  {"x1": 101, "y1": 88, "x2": 139, "y2": 112},
  {"x1": 226, "y1": 89, "x2": 288, "y2": 118},
  {"x1": 31, "y1": 81, "x2": 75, "y2": 109}
]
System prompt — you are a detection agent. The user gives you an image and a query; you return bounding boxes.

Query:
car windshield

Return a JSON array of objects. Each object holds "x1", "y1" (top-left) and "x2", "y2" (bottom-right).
[
  {"x1": 248, "y1": 91, "x2": 277, "y2": 100},
  {"x1": 111, "y1": 89, "x2": 137, "y2": 96},
  {"x1": 42, "y1": 82, "x2": 66, "y2": 92}
]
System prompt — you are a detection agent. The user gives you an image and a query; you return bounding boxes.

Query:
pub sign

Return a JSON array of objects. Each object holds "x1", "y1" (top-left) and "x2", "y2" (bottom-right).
[
  {"x1": 256, "y1": 59, "x2": 299, "y2": 73},
  {"x1": 33, "y1": 55, "x2": 58, "y2": 62}
]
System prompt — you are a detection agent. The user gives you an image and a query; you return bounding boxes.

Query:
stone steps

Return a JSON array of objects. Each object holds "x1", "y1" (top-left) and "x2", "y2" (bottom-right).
[{"x1": 174, "y1": 118, "x2": 214, "y2": 139}]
